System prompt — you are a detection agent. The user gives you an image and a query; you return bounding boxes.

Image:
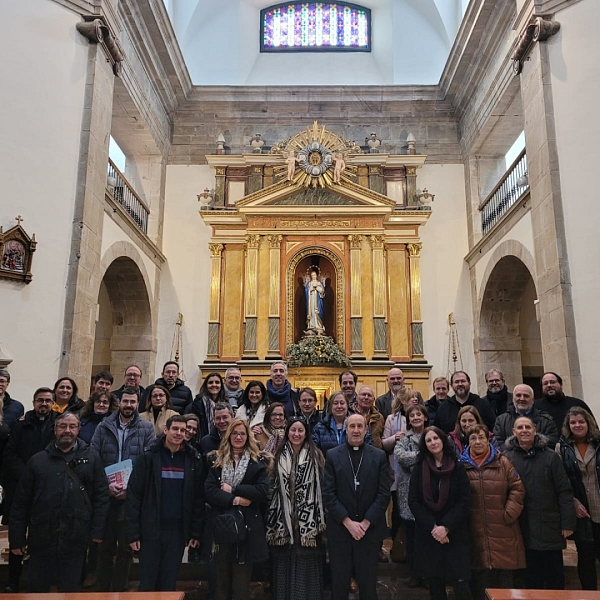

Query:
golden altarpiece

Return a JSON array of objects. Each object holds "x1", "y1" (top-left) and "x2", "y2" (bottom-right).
[{"x1": 200, "y1": 123, "x2": 432, "y2": 402}]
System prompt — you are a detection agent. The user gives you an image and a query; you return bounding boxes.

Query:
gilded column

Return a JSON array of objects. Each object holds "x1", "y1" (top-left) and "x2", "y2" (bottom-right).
[
  {"x1": 207, "y1": 243, "x2": 224, "y2": 360},
  {"x1": 370, "y1": 235, "x2": 388, "y2": 357},
  {"x1": 267, "y1": 234, "x2": 283, "y2": 357},
  {"x1": 243, "y1": 234, "x2": 261, "y2": 357},
  {"x1": 407, "y1": 242, "x2": 424, "y2": 360},
  {"x1": 214, "y1": 167, "x2": 226, "y2": 207},
  {"x1": 348, "y1": 234, "x2": 364, "y2": 358},
  {"x1": 406, "y1": 166, "x2": 417, "y2": 206}
]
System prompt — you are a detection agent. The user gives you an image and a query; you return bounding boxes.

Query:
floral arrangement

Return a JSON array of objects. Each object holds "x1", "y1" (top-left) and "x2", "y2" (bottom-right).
[{"x1": 286, "y1": 335, "x2": 351, "y2": 367}]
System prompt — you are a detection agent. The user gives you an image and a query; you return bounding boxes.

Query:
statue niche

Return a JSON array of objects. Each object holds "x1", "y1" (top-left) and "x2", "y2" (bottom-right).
[{"x1": 294, "y1": 256, "x2": 336, "y2": 343}]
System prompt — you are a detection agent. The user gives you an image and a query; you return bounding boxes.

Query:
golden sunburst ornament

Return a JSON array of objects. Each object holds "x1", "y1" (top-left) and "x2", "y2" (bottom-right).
[{"x1": 273, "y1": 121, "x2": 360, "y2": 188}]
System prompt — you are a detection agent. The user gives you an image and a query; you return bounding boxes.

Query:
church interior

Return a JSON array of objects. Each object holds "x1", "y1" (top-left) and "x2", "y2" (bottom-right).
[{"x1": 1, "y1": 0, "x2": 598, "y2": 411}]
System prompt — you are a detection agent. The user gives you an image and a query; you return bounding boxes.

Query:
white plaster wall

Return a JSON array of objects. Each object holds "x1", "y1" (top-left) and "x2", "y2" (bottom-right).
[
  {"x1": 418, "y1": 164, "x2": 479, "y2": 393},
  {"x1": 174, "y1": 0, "x2": 458, "y2": 85},
  {"x1": 100, "y1": 215, "x2": 158, "y2": 299},
  {"x1": 473, "y1": 213, "x2": 535, "y2": 295},
  {"x1": 0, "y1": 0, "x2": 88, "y2": 407},
  {"x1": 548, "y1": 0, "x2": 600, "y2": 405},
  {"x1": 158, "y1": 165, "x2": 215, "y2": 396}
]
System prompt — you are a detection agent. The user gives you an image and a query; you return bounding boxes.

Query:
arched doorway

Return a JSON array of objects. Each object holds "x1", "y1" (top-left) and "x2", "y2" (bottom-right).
[
  {"x1": 478, "y1": 255, "x2": 542, "y2": 394},
  {"x1": 92, "y1": 256, "x2": 154, "y2": 381}
]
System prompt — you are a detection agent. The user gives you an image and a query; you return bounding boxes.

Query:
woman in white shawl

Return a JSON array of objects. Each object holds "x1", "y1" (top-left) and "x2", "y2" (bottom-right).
[{"x1": 266, "y1": 415, "x2": 326, "y2": 600}]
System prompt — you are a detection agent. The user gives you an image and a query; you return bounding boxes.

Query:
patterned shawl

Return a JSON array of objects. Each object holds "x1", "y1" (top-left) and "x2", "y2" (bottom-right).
[
  {"x1": 266, "y1": 443, "x2": 325, "y2": 547},
  {"x1": 221, "y1": 450, "x2": 251, "y2": 489}
]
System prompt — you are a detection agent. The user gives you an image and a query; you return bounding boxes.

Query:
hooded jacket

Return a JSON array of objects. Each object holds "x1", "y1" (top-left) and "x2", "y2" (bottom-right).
[
  {"x1": 460, "y1": 443, "x2": 526, "y2": 570},
  {"x1": 493, "y1": 403, "x2": 558, "y2": 449},
  {"x1": 503, "y1": 434, "x2": 576, "y2": 551}
]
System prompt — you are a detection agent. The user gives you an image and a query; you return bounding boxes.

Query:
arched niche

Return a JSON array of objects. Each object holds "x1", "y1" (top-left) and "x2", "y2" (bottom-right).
[
  {"x1": 286, "y1": 246, "x2": 345, "y2": 349},
  {"x1": 92, "y1": 256, "x2": 154, "y2": 381}
]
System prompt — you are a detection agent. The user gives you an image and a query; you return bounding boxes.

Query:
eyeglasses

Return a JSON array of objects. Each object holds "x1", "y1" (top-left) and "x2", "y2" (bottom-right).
[
  {"x1": 125, "y1": 372, "x2": 141, "y2": 378},
  {"x1": 95, "y1": 399, "x2": 111, "y2": 405},
  {"x1": 151, "y1": 393, "x2": 166, "y2": 399},
  {"x1": 231, "y1": 432, "x2": 247, "y2": 438},
  {"x1": 487, "y1": 379, "x2": 503, "y2": 384},
  {"x1": 35, "y1": 398, "x2": 53, "y2": 404}
]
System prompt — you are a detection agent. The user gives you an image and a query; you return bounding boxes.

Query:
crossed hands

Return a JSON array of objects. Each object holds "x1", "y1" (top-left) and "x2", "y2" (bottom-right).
[
  {"x1": 343, "y1": 518, "x2": 370, "y2": 541},
  {"x1": 431, "y1": 525, "x2": 449, "y2": 544}
]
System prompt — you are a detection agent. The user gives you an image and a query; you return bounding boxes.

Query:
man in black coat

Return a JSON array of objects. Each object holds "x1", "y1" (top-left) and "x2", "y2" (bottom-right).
[
  {"x1": 1, "y1": 387, "x2": 57, "y2": 593},
  {"x1": 9, "y1": 412, "x2": 109, "y2": 592},
  {"x1": 150, "y1": 361, "x2": 193, "y2": 415},
  {"x1": 198, "y1": 402, "x2": 234, "y2": 459},
  {"x1": 126, "y1": 415, "x2": 205, "y2": 591},
  {"x1": 434, "y1": 371, "x2": 496, "y2": 433},
  {"x1": 322, "y1": 413, "x2": 390, "y2": 600},
  {"x1": 375, "y1": 367, "x2": 405, "y2": 421},
  {"x1": 112, "y1": 365, "x2": 145, "y2": 406},
  {"x1": 535, "y1": 371, "x2": 593, "y2": 432},
  {"x1": 481, "y1": 369, "x2": 513, "y2": 417}
]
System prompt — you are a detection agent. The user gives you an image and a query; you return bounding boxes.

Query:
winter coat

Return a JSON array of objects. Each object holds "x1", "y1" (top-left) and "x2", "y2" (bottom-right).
[
  {"x1": 125, "y1": 436, "x2": 205, "y2": 544},
  {"x1": 425, "y1": 395, "x2": 440, "y2": 425},
  {"x1": 139, "y1": 405, "x2": 179, "y2": 436},
  {"x1": 1, "y1": 392, "x2": 24, "y2": 427},
  {"x1": 79, "y1": 411, "x2": 110, "y2": 444},
  {"x1": 90, "y1": 410, "x2": 156, "y2": 468},
  {"x1": 460, "y1": 444, "x2": 526, "y2": 570},
  {"x1": 408, "y1": 458, "x2": 471, "y2": 579},
  {"x1": 481, "y1": 387, "x2": 513, "y2": 417},
  {"x1": 294, "y1": 408, "x2": 322, "y2": 432},
  {"x1": 534, "y1": 394, "x2": 594, "y2": 434},
  {"x1": 9, "y1": 440, "x2": 109, "y2": 553},
  {"x1": 394, "y1": 430, "x2": 421, "y2": 519},
  {"x1": 204, "y1": 455, "x2": 270, "y2": 564},
  {"x1": 557, "y1": 436, "x2": 600, "y2": 514},
  {"x1": 312, "y1": 413, "x2": 373, "y2": 457},
  {"x1": 493, "y1": 404, "x2": 558, "y2": 448},
  {"x1": 1, "y1": 410, "x2": 57, "y2": 522},
  {"x1": 434, "y1": 393, "x2": 496, "y2": 434},
  {"x1": 503, "y1": 434, "x2": 576, "y2": 551},
  {"x1": 185, "y1": 394, "x2": 213, "y2": 439},
  {"x1": 113, "y1": 384, "x2": 146, "y2": 407},
  {"x1": 151, "y1": 378, "x2": 193, "y2": 415},
  {"x1": 382, "y1": 412, "x2": 407, "y2": 490}
]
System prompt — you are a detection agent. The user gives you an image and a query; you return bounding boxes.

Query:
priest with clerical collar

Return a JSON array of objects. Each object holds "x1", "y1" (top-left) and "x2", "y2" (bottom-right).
[{"x1": 322, "y1": 413, "x2": 390, "y2": 600}]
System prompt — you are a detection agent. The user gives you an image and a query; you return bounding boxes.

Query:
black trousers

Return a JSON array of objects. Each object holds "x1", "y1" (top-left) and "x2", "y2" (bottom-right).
[
  {"x1": 328, "y1": 535, "x2": 380, "y2": 600},
  {"x1": 575, "y1": 521, "x2": 600, "y2": 590},
  {"x1": 138, "y1": 524, "x2": 186, "y2": 591},
  {"x1": 96, "y1": 502, "x2": 133, "y2": 591},
  {"x1": 525, "y1": 548, "x2": 564, "y2": 589},
  {"x1": 214, "y1": 543, "x2": 253, "y2": 600},
  {"x1": 28, "y1": 547, "x2": 85, "y2": 592}
]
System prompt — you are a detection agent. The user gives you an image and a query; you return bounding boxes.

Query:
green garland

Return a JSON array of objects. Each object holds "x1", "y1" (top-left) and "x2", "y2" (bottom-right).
[{"x1": 286, "y1": 335, "x2": 351, "y2": 367}]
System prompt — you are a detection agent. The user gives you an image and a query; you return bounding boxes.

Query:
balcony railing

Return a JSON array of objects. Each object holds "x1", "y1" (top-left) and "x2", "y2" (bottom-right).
[
  {"x1": 479, "y1": 149, "x2": 529, "y2": 235},
  {"x1": 106, "y1": 159, "x2": 150, "y2": 234}
]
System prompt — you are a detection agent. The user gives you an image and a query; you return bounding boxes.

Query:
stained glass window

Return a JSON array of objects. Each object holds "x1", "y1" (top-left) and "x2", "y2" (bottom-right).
[{"x1": 261, "y1": 3, "x2": 371, "y2": 52}]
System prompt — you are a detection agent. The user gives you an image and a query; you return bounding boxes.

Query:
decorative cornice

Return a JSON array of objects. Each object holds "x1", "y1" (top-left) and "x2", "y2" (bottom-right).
[
  {"x1": 511, "y1": 15, "x2": 561, "y2": 74},
  {"x1": 76, "y1": 15, "x2": 124, "y2": 75}
]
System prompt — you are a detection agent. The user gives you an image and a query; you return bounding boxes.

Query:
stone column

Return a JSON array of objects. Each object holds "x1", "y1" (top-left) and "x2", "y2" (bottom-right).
[
  {"x1": 267, "y1": 234, "x2": 283, "y2": 358},
  {"x1": 348, "y1": 234, "x2": 364, "y2": 358},
  {"x1": 243, "y1": 235, "x2": 261, "y2": 358},
  {"x1": 207, "y1": 243, "x2": 224, "y2": 360},
  {"x1": 59, "y1": 40, "x2": 115, "y2": 384},
  {"x1": 518, "y1": 18, "x2": 582, "y2": 395},
  {"x1": 407, "y1": 243, "x2": 425, "y2": 361},
  {"x1": 370, "y1": 235, "x2": 388, "y2": 357}
]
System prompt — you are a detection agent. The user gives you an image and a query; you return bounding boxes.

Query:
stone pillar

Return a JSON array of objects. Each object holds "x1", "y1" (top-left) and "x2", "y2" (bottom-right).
[
  {"x1": 207, "y1": 243, "x2": 224, "y2": 360},
  {"x1": 518, "y1": 20, "x2": 582, "y2": 395},
  {"x1": 267, "y1": 234, "x2": 283, "y2": 358},
  {"x1": 370, "y1": 235, "x2": 388, "y2": 357},
  {"x1": 348, "y1": 234, "x2": 364, "y2": 358},
  {"x1": 407, "y1": 243, "x2": 425, "y2": 361},
  {"x1": 243, "y1": 235, "x2": 261, "y2": 358},
  {"x1": 59, "y1": 41, "x2": 115, "y2": 384}
]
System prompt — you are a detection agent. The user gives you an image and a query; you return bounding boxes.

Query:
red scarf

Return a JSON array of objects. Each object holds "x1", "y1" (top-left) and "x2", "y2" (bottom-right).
[{"x1": 422, "y1": 454, "x2": 455, "y2": 512}]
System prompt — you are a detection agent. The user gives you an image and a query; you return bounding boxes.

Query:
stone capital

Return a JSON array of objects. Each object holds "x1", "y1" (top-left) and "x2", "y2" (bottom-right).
[
  {"x1": 407, "y1": 242, "x2": 422, "y2": 257},
  {"x1": 348, "y1": 234, "x2": 363, "y2": 249},
  {"x1": 267, "y1": 234, "x2": 283, "y2": 248}
]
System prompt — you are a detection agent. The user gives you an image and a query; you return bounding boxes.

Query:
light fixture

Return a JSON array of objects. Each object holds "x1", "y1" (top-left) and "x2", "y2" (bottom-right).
[{"x1": 516, "y1": 172, "x2": 529, "y2": 187}]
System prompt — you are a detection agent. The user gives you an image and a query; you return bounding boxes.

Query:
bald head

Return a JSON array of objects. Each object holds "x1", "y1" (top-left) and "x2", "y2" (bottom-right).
[
  {"x1": 387, "y1": 368, "x2": 404, "y2": 393},
  {"x1": 513, "y1": 384, "x2": 534, "y2": 415}
]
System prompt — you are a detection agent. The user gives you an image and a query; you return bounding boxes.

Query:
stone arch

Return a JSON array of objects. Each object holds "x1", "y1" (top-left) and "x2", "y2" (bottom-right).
[
  {"x1": 286, "y1": 246, "x2": 345, "y2": 350},
  {"x1": 477, "y1": 240, "x2": 542, "y2": 394},
  {"x1": 93, "y1": 242, "x2": 156, "y2": 384}
]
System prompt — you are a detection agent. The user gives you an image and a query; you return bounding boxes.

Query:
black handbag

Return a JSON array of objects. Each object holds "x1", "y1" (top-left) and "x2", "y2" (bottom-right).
[
  {"x1": 571, "y1": 517, "x2": 594, "y2": 545},
  {"x1": 214, "y1": 506, "x2": 247, "y2": 544}
]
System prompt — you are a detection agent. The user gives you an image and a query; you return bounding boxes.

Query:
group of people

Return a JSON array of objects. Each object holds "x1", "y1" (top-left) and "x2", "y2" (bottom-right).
[{"x1": 0, "y1": 362, "x2": 599, "y2": 599}]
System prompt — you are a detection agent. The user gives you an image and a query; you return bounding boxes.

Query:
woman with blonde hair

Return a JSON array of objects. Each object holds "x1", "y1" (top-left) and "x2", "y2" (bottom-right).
[{"x1": 205, "y1": 419, "x2": 270, "y2": 600}]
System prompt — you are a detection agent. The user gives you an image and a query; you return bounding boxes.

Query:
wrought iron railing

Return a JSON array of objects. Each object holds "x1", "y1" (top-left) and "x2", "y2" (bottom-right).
[
  {"x1": 106, "y1": 159, "x2": 150, "y2": 234},
  {"x1": 479, "y1": 149, "x2": 529, "y2": 235}
]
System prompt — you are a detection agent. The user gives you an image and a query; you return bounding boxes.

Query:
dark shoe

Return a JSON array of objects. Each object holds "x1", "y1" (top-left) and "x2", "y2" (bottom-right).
[
  {"x1": 407, "y1": 576, "x2": 421, "y2": 588},
  {"x1": 4, "y1": 585, "x2": 18, "y2": 594}
]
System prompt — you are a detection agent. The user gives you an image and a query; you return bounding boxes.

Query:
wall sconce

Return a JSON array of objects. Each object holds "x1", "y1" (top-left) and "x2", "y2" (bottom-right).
[
  {"x1": 216, "y1": 133, "x2": 226, "y2": 155},
  {"x1": 407, "y1": 132, "x2": 417, "y2": 155},
  {"x1": 197, "y1": 188, "x2": 215, "y2": 210},
  {"x1": 516, "y1": 172, "x2": 529, "y2": 187},
  {"x1": 417, "y1": 188, "x2": 435, "y2": 207}
]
